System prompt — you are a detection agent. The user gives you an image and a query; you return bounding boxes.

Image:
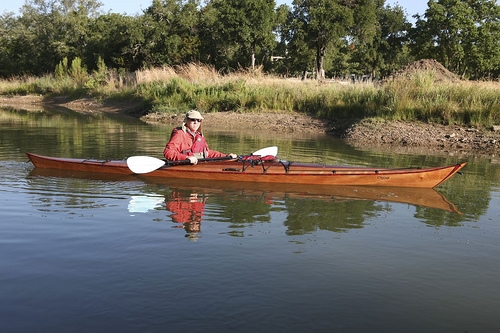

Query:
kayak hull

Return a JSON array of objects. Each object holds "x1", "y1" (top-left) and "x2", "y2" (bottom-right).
[{"x1": 26, "y1": 152, "x2": 466, "y2": 188}]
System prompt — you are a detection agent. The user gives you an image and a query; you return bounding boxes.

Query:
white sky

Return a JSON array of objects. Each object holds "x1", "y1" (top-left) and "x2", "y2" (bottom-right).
[{"x1": 2, "y1": 0, "x2": 428, "y2": 19}]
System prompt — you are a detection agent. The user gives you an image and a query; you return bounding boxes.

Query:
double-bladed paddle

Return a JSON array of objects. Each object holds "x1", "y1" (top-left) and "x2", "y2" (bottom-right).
[{"x1": 127, "y1": 146, "x2": 278, "y2": 174}]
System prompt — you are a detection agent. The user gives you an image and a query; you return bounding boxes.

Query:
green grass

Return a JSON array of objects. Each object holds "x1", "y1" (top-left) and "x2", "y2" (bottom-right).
[{"x1": 2, "y1": 65, "x2": 500, "y2": 129}]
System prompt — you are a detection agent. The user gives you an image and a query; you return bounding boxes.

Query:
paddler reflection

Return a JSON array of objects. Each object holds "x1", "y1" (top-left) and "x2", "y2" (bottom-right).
[{"x1": 166, "y1": 190, "x2": 207, "y2": 240}]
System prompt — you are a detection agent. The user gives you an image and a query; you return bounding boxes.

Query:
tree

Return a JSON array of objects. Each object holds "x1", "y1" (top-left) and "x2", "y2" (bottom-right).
[
  {"x1": 198, "y1": 3, "x2": 220, "y2": 67},
  {"x1": 86, "y1": 13, "x2": 143, "y2": 71},
  {"x1": 0, "y1": 13, "x2": 29, "y2": 76},
  {"x1": 374, "y1": 3, "x2": 412, "y2": 77},
  {"x1": 201, "y1": 0, "x2": 276, "y2": 71},
  {"x1": 140, "y1": 0, "x2": 201, "y2": 67},
  {"x1": 347, "y1": 0, "x2": 378, "y2": 77},
  {"x1": 289, "y1": 0, "x2": 354, "y2": 80},
  {"x1": 270, "y1": 3, "x2": 293, "y2": 75},
  {"x1": 347, "y1": 1, "x2": 411, "y2": 78},
  {"x1": 411, "y1": 0, "x2": 500, "y2": 79},
  {"x1": 0, "y1": 0, "x2": 103, "y2": 75},
  {"x1": 15, "y1": 0, "x2": 66, "y2": 74},
  {"x1": 280, "y1": 4, "x2": 316, "y2": 78}
]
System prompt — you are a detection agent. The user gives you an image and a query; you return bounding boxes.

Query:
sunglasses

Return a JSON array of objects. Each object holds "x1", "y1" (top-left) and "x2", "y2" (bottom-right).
[{"x1": 188, "y1": 118, "x2": 202, "y2": 123}]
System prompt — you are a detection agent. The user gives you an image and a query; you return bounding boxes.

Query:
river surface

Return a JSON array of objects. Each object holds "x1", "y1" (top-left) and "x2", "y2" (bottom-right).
[{"x1": 1, "y1": 106, "x2": 500, "y2": 333}]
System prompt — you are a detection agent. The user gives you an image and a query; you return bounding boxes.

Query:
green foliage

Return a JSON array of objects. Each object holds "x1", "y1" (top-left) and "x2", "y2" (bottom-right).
[
  {"x1": 2, "y1": 0, "x2": 500, "y2": 84},
  {"x1": 288, "y1": 0, "x2": 354, "y2": 79},
  {"x1": 86, "y1": 13, "x2": 144, "y2": 71},
  {"x1": 279, "y1": 4, "x2": 315, "y2": 78},
  {"x1": 84, "y1": 56, "x2": 108, "y2": 89},
  {"x1": 69, "y1": 57, "x2": 88, "y2": 86},
  {"x1": 95, "y1": 56, "x2": 107, "y2": 80},
  {"x1": 55, "y1": 57, "x2": 69, "y2": 78},
  {"x1": 140, "y1": 0, "x2": 201, "y2": 67},
  {"x1": 136, "y1": 77, "x2": 197, "y2": 111},
  {"x1": 354, "y1": 3, "x2": 412, "y2": 78},
  {"x1": 0, "y1": 0, "x2": 103, "y2": 76},
  {"x1": 346, "y1": 0, "x2": 378, "y2": 75},
  {"x1": 200, "y1": 0, "x2": 276, "y2": 71},
  {"x1": 411, "y1": 0, "x2": 500, "y2": 79},
  {"x1": 55, "y1": 55, "x2": 98, "y2": 92}
]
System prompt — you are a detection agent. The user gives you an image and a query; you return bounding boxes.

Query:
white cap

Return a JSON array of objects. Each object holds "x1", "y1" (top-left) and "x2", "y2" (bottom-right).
[{"x1": 185, "y1": 110, "x2": 204, "y2": 120}]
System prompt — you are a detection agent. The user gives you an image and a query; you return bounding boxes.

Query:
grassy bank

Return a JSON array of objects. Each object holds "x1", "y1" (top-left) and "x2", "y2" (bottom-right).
[{"x1": 1, "y1": 63, "x2": 500, "y2": 128}]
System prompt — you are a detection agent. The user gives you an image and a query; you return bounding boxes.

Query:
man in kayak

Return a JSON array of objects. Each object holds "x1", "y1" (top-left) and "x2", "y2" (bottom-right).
[{"x1": 163, "y1": 110, "x2": 237, "y2": 164}]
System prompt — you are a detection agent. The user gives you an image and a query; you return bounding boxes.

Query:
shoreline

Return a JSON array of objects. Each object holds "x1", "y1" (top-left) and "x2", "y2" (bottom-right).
[{"x1": 2, "y1": 95, "x2": 500, "y2": 158}]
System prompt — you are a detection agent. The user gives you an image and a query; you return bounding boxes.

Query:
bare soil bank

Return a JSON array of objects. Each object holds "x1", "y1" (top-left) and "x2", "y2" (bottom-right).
[
  {"x1": 144, "y1": 111, "x2": 500, "y2": 158},
  {"x1": 2, "y1": 94, "x2": 499, "y2": 158}
]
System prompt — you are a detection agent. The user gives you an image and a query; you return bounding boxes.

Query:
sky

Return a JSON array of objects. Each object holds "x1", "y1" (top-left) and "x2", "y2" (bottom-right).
[{"x1": 2, "y1": 0, "x2": 428, "y2": 19}]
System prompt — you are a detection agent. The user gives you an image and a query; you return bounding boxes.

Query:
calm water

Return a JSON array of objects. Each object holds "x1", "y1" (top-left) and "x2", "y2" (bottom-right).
[{"x1": 1, "y1": 106, "x2": 500, "y2": 333}]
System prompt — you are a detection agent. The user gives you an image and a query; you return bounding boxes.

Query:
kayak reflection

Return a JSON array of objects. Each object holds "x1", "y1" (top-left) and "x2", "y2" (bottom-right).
[
  {"x1": 28, "y1": 167, "x2": 462, "y2": 214},
  {"x1": 143, "y1": 178, "x2": 462, "y2": 215},
  {"x1": 141, "y1": 180, "x2": 463, "y2": 237},
  {"x1": 27, "y1": 168, "x2": 463, "y2": 239}
]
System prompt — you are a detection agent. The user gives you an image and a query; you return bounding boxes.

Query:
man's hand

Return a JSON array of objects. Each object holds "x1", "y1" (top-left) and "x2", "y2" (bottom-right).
[{"x1": 187, "y1": 156, "x2": 198, "y2": 164}]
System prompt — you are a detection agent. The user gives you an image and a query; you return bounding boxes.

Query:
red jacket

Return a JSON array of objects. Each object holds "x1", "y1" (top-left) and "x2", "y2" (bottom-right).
[{"x1": 163, "y1": 126, "x2": 227, "y2": 161}]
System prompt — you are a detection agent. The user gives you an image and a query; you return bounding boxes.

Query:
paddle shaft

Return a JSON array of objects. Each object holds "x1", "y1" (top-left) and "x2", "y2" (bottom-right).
[
  {"x1": 164, "y1": 156, "x2": 234, "y2": 166},
  {"x1": 162, "y1": 146, "x2": 278, "y2": 167},
  {"x1": 126, "y1": 146, "x2": 278, "y2": 174}
]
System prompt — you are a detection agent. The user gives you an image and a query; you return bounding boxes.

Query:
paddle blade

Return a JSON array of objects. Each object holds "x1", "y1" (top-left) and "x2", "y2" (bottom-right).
[
  {"x1": 252, "y1": 146, "x2": 278, "y2": 157},
  {"x1": 127, "y1": 156, "x2": 166, "y2": 174}
]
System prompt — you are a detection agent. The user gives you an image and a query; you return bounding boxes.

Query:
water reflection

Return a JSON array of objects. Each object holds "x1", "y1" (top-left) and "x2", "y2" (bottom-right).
[
  {"x1": 4, "y1": 106, "x2": 500, "y2": 332},
  {"x1": 145, "y1": 177, "x2": 462, "y2": 213},
  {"x1": 165, "y1": 191, "x2": 206, "y2": 240},
  {"x1": 27, "y1": 166, "x2": 463, "y2": 235},
  {"x1": 118, "y1": 173, "x2": 466, "y2": 239},
  {"x1": 128, "y1": 191, "x2": 207, "y2": 232},
  {"x1": 128, "y1": 195, "x2": 165, "y2": 213}
]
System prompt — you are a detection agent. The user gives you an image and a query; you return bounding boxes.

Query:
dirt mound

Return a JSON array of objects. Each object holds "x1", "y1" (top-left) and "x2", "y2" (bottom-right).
[{"x1": 387, "y1": 59, "x2": 460, "y2": 83}]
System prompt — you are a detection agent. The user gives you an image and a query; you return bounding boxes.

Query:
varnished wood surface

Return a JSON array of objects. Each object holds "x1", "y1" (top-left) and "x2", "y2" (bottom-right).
[{"x1": 26, "y1": 152, "x2": 466, "y2": 188}]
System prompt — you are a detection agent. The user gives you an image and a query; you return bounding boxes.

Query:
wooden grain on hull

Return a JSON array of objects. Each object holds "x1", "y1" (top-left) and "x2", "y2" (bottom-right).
[{"x1": 26, "y1": 152, "x2": 466, "y2": 188}]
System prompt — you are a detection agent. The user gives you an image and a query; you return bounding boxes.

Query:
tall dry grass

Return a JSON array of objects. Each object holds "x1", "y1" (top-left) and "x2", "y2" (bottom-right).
[{"x1": 381, "y1": 72, "x2": 500, "y2": 126}]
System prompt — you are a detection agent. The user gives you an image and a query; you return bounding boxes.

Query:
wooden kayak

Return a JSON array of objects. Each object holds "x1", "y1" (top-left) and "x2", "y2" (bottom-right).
[{"x1": 26, "y1": 152, "x2": 466, "y2": 188}]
